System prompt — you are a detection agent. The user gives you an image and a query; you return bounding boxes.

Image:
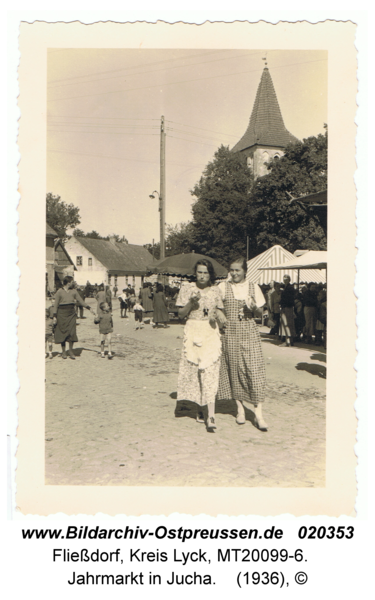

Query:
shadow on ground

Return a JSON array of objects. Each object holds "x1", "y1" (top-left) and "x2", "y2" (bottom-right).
[
  {"x1": 295, "y1": 362, "x2": 326, "y2": 378},
  {"x1": 310, "y1": 353, "x2": 326, "y2": 363},
  {"x1": 261, "y1": 334, "x2": 326, "y2": 353},
  {"x1": 173, "y1": 396, "x2": 262, "y2": 429}
]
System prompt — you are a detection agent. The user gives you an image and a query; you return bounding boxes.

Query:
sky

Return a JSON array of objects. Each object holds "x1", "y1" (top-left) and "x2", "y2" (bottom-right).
[{"x1": 47, "y1": 49, "x2": 327, "y2": 246}]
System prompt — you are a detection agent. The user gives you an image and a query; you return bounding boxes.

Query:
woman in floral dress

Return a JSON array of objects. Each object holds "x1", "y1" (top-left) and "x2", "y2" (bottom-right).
[
  {"x1": 217, "y1": 257, "x2": 268, "y2": 431},
  {"x1": 176, "y1": 260, "x2": 225, "y2": 431}
]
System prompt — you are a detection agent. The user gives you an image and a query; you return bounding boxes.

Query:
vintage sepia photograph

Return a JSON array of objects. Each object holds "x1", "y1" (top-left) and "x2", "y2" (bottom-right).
[
  {"x1": 44, "y1": 47, "x2": 327, "y2": 487},
  {"x1": 16, "y1": 20, "x2": 357, "y2": 516}
]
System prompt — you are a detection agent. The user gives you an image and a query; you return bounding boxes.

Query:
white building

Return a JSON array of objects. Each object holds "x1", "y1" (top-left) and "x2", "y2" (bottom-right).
[{"x1": 64, "y1": 236, "x2": 154, "y2": 293}]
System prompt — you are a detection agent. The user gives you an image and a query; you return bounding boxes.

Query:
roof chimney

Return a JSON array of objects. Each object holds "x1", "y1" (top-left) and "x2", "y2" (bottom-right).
[{"x1": 109, "y1": 236, "x2": 117, "y2": 245}]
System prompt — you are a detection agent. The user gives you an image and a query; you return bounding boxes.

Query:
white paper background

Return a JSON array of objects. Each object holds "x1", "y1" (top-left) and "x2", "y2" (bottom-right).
[{"x1": 4, "y1": 4, "x2": 374, "y2": 597}]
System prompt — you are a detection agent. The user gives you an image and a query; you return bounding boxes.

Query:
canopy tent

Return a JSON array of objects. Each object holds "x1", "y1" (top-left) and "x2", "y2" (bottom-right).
[
  {"x1": 246, "y1": 245, "x2": 326, "y2": 284},
  {"x1": 147, "y1": 253, "x2": 228, "y2": 279},
  {"x1": 258, "y1": 250, "x2": 327, "y2": 284},
  {"x1": 259, "y1": 250, "x2": 327, "y2": 270}
]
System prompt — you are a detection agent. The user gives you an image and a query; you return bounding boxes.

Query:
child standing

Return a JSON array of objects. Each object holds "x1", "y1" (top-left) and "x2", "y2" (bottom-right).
[
  {"x1": 45, "y1": 298, "x2": 55, "y2": 358},
  {"x1": 133, "y1": 301, "x2": 145, "y2": 330},
  {"x1": 118, "y1": 289, "x2": 128, "y2": 318},
  {"x1": 94, "y1": 301, "x2": 114, "y2": 358}
]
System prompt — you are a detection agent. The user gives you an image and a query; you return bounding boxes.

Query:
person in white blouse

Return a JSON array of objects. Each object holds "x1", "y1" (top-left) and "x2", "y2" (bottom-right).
[{"x1": 217, "y1": 257, "x2": 268, "y2": 431}]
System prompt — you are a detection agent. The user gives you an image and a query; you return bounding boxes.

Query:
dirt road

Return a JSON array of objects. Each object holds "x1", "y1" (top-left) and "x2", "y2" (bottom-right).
[{"x1": 45, "y1": 301, "x2": 325, "y2": 487}]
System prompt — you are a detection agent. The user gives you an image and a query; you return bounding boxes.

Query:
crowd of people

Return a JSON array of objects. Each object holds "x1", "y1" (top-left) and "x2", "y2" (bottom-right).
[
  {"x1": 45, "y1": 278, "x2": 181, "y2": 359},
  {"x1": 265, "y1": 275, "x2": 327, "y2": 348},
  {"x1": 45, "y1": 258, "x2": 269, "y2": 434},
  {"x1": 45, "y1": 263, "x2": 326, "y2": 435}
]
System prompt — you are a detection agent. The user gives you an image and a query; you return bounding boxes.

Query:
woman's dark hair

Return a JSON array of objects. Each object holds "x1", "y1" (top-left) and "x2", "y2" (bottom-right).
[
  {"x1": 156, "y1": 283, "x2": 164, "y2": 293},
  {"x1": 229, "y1": 256, "x2": 247, "y2": 274},
  {"x1": 63, "y1": 275, "x2": 73, "y2": 286},
  {"x1": 99, "y1": 301, "x2": 107, "y2": 309},
  {"x1": 194, "y1": 259, "x2": 216, "y2": 284}
]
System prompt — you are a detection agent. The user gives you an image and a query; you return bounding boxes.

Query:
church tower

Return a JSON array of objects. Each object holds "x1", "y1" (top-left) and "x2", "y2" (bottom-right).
[{"x1": 232, "y1": 66, "x2": 298, "y2": 177}]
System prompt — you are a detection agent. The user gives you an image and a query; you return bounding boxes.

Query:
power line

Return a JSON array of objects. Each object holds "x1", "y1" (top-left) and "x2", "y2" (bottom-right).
[
  {"x1": 48, "y1": 49, "x2": 227, "y2": 85},
  {"x1": 166, "y1": 127, "x2": 230, "y2": 143},
  {"x1": 48, "y1": 122, "x2": 159, "y2": 130},
  {"x1": 48, "y1": 50, "x2": 264, "y2": 89},
  {"x1": 47, "y1": 130, "x2": 159, "y2": 137},
  {"x1": 166, "y1": 120, "x2": 238, "y2": 139},
  {"x1": 48, "y1": 58, "x2": 327, "y2": 103},
  {"x1": 48, "y1": 149, "x2": 158, "y2": 163},
  {"x1": 47, "y1": 120, "x2": 235, "y2": 141},
  {"x1": 47, "y1": 148, "x2": 203, "y2": 168},
  {"x1": 166, "y1": 134, "x2": 219, "y2": 149},
  {"x1": 48, "y1": 115, "x2": 158, "y2": 121}
]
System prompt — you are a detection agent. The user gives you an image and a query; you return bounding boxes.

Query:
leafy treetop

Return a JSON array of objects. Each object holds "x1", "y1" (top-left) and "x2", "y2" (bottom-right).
[
  {"x1": 46, "y1": 193, "x2": 81, "y2": 242},
  {"x1": 250, "y1": 132, "x2": 327, "y2": 255}
]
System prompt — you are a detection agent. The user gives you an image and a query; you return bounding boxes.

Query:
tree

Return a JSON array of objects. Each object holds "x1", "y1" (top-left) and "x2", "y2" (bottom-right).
[
  {"x1": 142, "y1": 132, "x2": 327, "y2": 264},
  {"x1": 72, "y1": 229, "x2": 129, "y2": 243},
  {"x1": 46, "y1": 193, "x2": 81, "y2": 241},
  {"x1": 84, "y1": 230, "x2": 102, "y2": 239},
  {"x1": 188, "y1": 145, "x2": 253, "y2": 264},
  {"x1": 72, "y1": 228, "x2": 85, "y2": 237},
  {"x1": 250, "y1": 132, "x2": 327, "y2": 255},
  {"x1": 104, "y1": 233, "x2": 128, "y2": 244},
  {"x1": 165, "y1": 222, "x2": 195, "y2": 256},
  {"x1": 144, "y1": 242, "x2": 160, "y2": 260},
  {"x1": 144, "y1": 223, "x2": 194, "y2": 260}
]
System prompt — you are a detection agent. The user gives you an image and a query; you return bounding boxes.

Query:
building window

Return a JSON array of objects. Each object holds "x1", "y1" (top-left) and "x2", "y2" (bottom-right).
[
  {"x1": 108, "y1": 274, "x2": 112, "y2": 285},
  {"x1": 76, "y1": 256, "x2": 82, "y2": 266},
  {"x1": 88, "y1": 257, "x2": 92, "y2": 266},
  {"x1": 132, "y1": 275, "x2": 136, "y2": 285},
  {"x1": 114, "y1": 275, "x2": 118, "y2": 286},
  {"x1": 125, "y1": 275, "x2": 128, "y2": 285}
]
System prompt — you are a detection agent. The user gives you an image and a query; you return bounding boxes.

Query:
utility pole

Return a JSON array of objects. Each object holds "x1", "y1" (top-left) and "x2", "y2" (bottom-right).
[{"x1": 160, "y1": 115, "x2": 166, "y2": 260}]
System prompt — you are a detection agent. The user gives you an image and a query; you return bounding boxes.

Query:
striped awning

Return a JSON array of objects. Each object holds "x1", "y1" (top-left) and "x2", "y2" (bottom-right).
[{"x1": 246, "y1": 245, "x2": 326, "y2": 284}]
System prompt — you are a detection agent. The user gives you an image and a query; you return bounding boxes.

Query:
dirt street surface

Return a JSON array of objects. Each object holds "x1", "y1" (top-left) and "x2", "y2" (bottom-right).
[{"x1": 45, "y1": 300, "x2": 326, "y2": 488}]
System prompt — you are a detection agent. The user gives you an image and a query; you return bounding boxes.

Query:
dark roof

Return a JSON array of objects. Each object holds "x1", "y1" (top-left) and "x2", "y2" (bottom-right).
[
  {"x1": 232, "y1": 68, "x2": 298, "y2": 153},
  {"x1": 54, "y1": 239, "x2": 77, "y2": 270},
  {"x1": 290, "y1": 190, "x2": 327, "y2": 236},
  {"x1": 46, "y1": 222, "x2": 57, "y2": 237},
  {"x1": 74, "y1": 237, "x2": 153, "y2": 274},
  {"x1": 290, "y1": 190, "x2": 327, "y2": 205},
  {"x1": 147, "y1": 253, "x2": 228, "y2": 278}
]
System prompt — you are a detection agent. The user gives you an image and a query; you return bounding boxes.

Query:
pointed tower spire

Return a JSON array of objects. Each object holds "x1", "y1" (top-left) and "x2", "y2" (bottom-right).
[{"x1": 232, "y1": 66, "x2": 298, "y2": 176}]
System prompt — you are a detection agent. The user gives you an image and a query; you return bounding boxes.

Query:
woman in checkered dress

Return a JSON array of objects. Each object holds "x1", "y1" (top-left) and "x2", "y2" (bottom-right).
[{"x1": 217, "y1": 257, "x2": 268, "y2": 431}]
